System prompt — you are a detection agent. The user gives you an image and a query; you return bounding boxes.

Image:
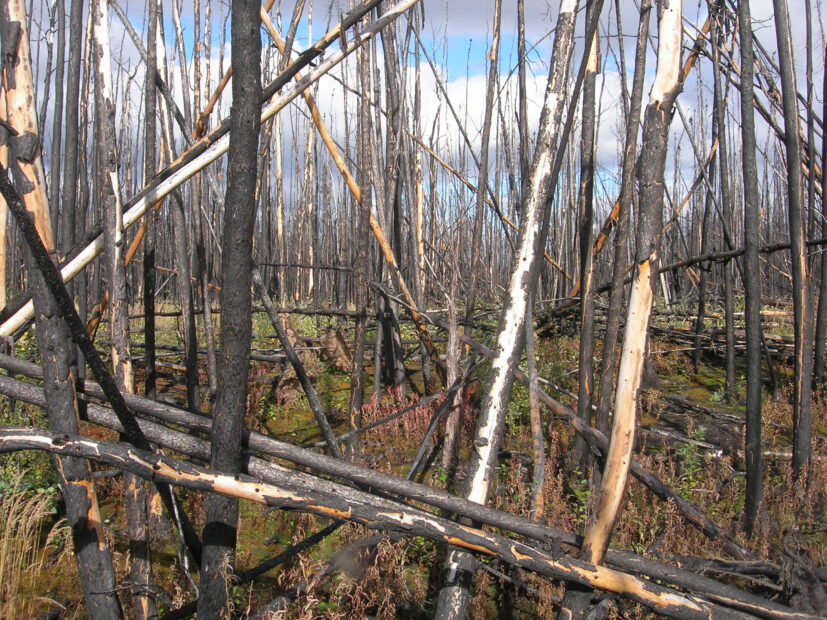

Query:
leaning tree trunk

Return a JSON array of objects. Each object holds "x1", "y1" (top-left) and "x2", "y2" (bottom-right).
[
  {"x1": 434, "y1": 2, "x2": 581, "y2": 617},
  {"x1": 196, "y1": 1, "x2": 261, "y2": 615},
  {"x1": 0, "y1": 2, "x2": 122, "y2": 616},
  {"x1": 578, "y1": 0, "x2": 682, "y2": 575},
  {"x1": 774, "y1": 0, "x2": 814, "y2": 482}
]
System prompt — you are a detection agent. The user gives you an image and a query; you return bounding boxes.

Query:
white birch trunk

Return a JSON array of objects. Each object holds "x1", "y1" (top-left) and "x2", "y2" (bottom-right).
[{"x1": 435, "y1": 1, "x2": 580, "y2": 616}]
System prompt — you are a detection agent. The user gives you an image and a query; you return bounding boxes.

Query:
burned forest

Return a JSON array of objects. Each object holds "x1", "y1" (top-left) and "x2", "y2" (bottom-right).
[{"x1": 1, "y1": 0, "x2": 827, "y2": 618}]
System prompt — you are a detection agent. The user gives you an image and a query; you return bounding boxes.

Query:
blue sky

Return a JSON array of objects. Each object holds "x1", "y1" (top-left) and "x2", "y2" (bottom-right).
[{"x1": 21, "y1": 0, "x2": 827, "y2": 214}]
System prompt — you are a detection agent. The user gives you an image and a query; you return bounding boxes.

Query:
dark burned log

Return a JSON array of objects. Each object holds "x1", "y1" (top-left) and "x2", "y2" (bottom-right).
[
  {"x1": 0, "y1": 166, "x2": 204, "y2": 563},
  {"x1": 252, "y1": 267, "x2": 343, "y2": 458},
  {"x1": 0, "y1": 426, "x2": 789, "y2": 620},
  {"x1": 0, "y1": 369, "x2": 815, "y2": 620}
]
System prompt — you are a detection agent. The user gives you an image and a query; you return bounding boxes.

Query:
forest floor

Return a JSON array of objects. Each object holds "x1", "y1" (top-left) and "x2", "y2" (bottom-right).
[{"x1": 1, "y1": 310, "x2": 826, "y2": 618}]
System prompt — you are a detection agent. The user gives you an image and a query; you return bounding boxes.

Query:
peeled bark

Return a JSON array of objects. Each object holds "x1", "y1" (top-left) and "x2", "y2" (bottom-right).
[
  {"x1": 0, "y1": 427, "x2": 780, "y2": 620},
  {"x1": 0, "y1": 3, "x2": 122, "y2": 615},
  {"x1": 580, "y1": 0, "x2": 682, "y2": 567},
  {"x1": 594, "y1": 0, "x2": 650, "y2": 438}
]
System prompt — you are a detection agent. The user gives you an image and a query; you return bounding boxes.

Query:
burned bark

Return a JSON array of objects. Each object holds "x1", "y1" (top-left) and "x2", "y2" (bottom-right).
[{"x1": 197, "y1": 0, "x2": 261, "y2": 614}]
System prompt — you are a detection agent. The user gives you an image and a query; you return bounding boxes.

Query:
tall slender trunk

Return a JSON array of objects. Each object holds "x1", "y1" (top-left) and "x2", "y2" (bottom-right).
[
  {"x1": 594, "y1": 0, "x2": 650, "y2": 438},
  {"x1": 59, "y1": 0, "x2": 83, "y2": 256},
  {"x1": 143, "y1": 0, "x2": 158, "y2": 402},
  {"x1": 572, "y1": 0, "x2": 600, "y2": 469},
  {"x1": 347, "y1": 36, "x2": 372, "y2": 458},
  {"x1": 91, "y1": 1, "x2": 152, "y2": 616},
  {"x1": 693, "y1": 176, "x2": 714, "y2": 374},
  {"x1": 434, "y1": 2, "x2": 581, "y2": 616},
  {"x1": 774, "y1": 0, "x2": 814, "y2": 482},
  {"x1": 712, "y1": 26, "x2": 736, "y2": 402},
  {"x1": 813, "y1": 44, "x2": 827, "y2": 389},
  {"x1": 0, "y1": 96, "x2": 7, "y2": 310},
  {"x1": 197, "y1": 2, "x2": 260, "y2": 614},
  {"x1": 465, "y1": 0, "x2": 501, "y2": 322},
  {"x1": 48, "y1": 0, "x2": 64, "y2": 246},
  {"x1": 738, "y1": 0, "x2": 764, "y2": 533}
]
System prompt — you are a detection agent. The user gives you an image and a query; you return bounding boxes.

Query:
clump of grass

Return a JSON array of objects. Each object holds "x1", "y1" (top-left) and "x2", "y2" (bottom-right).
[{"x1": 0, "y1": 474, "x2": 68, "y2": 617}]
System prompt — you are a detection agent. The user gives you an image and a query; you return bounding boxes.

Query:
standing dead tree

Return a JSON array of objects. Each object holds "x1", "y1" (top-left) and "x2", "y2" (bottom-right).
[
  {"x1": 434, "y1": 2, "x2": 584, "y2": 616},
  {"x1": 577, "y1": 0, "x2": 684, "y2": 590},
  {"x1": 737, "y1": 0, "x2": 764, "y2": 535},
  {"x1": 773, "y1": 0, "x2": 814, "y2": 483},
  {"x1": 197, "y1": 1, "x2": 261, "y2": 615}
]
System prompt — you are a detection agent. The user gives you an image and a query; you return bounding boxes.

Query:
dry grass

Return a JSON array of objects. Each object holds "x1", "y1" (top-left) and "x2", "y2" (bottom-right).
[{"x1": 0, "y1": 475, "x2": 69, "y2": 618}]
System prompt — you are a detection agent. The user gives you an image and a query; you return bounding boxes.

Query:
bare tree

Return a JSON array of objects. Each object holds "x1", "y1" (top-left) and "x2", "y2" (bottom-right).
[
  {"x1": 579, "y1": 0, "x2": 682, "y2": 573},
  {"x1": 774, "y1": 0, "x2": 814, "y2": 482},
  {"x1": 0, "y1": 2, "x2": 122, "y2": 615},
  {"x1": 435, "y1": 2, "x2": 581, "y2": 615},
  {"x1": 197, "y1": 1, "x2": 261, "y2": 615}
]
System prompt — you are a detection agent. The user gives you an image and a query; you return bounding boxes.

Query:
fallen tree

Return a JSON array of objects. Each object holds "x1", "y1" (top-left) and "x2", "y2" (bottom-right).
[
  {"x1": 0, "y1": 363, "x2": 814, "y2": 619},
  {"x1": 2, "y1": 426, "x2": 815, "y2": 619}
]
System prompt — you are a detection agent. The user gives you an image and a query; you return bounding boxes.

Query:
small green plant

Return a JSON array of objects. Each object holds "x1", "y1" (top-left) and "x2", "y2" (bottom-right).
[
  {"x1": 675, "y1": 425, "x2": 706, "y2": 497},
  {"x1": 431, "y1": 466, "x2": 449, "y2": 488},
  {"x1": 569, "y1": 473, "x2": 593, "y2": 525}
]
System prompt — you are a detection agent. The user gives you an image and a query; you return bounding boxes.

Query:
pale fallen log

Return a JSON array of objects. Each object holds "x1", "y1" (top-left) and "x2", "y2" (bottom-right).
[
  {"x1": 0, "y1": 426, "x2": 773, "y2": 619},
  {"x1": 0, "y1": 362, "x2": 812, "y2": 619}
]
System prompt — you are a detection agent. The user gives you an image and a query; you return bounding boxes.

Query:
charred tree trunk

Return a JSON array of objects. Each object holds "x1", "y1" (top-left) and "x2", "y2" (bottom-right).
[
  {"x1": 0, "y1": 2, "x2": 122, "y2": 615},
  {"x1": 736, "y1": 0, "x2": 764, "y2": 533},
  {"x1": 774, "y1": 0, "x2": 814, "y2": 482},
  {"x1": 465, "y1": 0, "x2": 501, "y2": 322},
  {"x1": 91, "y1": 1, "x2": 153, "y2": 614},
  {"x1": 712, "y1": 22, "x2": 737, "y2": 402},
  {"x1": 143, "y1": 0, "x2": 158, "y2": 401},
  {"x1": 346, "y1": 36, "x2": 373, "y2": 458},
  {"x1": 814, "y1": 43, "x2": 827, "y2": 389},
  {"x1": 197, "y1": 1, "x2": 261, "y2": 615},
  {"x1": 572, "y1": 0, "x2": 600, "y2": 470}
]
